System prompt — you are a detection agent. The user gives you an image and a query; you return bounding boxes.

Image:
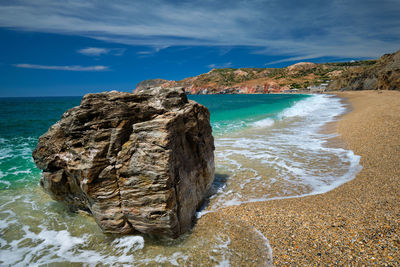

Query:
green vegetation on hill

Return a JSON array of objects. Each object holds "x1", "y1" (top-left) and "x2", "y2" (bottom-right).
[
  {"x1": 180, "y1": 63, "x2": 347, "y2": 91},
  {"x1": 136, "y1": 50, "x2": 399, "y2": 93},
  {"x1": 326, "y1": 60, "x2": 377, "y2": 67}
]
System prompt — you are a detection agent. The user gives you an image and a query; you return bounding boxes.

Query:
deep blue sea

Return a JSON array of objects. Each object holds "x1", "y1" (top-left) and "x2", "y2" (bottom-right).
[{"x1": 0, "y1": 94, "x2": 361, "y2": 266}]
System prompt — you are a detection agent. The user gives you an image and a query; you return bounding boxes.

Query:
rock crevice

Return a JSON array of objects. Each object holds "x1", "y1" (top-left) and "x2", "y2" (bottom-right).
[{"x1": 33, "y1": 87, "x2": 215, "y2": 238}]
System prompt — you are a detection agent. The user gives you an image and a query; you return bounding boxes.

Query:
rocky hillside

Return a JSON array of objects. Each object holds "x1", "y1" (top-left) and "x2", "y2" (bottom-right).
[
  {"x1": 328, "y1": 50, "x2": 400, "y2": 90},
  {"x1": 136, "y1": 50, "x2": 399, "y2": 94},
  {"x1": 136, "y1": 78, "x2": 170, "y2": 90}
]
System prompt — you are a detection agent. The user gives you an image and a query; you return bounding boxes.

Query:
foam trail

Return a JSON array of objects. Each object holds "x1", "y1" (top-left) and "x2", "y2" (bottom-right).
[
  {"x1": 279, "y1": 94, "x2": 327, "y2": 118},
  {"x1": 252, "y1": 118, "x2": 275, "y2": 128},
  {"x1": 0, "y1": 94, "x2": 361, "y2": 266},
  {"x1": 208, "y1": 94, "x2": 362, "y2": 211},
  {"x1": 254, "y1": 229, "x2": 274, "y2": 266},
  {"x1": 111, "y1": 236, "x2": 145, "y2": 255}
]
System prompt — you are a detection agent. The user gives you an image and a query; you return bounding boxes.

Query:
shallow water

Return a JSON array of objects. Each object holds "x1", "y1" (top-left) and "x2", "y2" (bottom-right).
[
  {"x1": 0, "y1": 94, "x2": 360, "y2": 266},
  {"x1": 204, "y1": 94, "x2": 361, "y2": 211}
]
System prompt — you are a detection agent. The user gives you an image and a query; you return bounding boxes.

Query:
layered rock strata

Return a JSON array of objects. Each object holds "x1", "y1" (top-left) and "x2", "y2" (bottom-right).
[{"x1": 32, "y1": 87, "x2": 215, "y2": 238}]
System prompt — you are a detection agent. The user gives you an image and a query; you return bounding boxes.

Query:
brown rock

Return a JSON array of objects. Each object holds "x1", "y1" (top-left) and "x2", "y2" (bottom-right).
[
  {"x1": 32, "y1": 87, "x2": 215, "y2": 238},
  {"x1": 286, "y1": 62, "x2": 317, "y2": 74},
  {"x1": 328, "y1": 49, "x2": 400, "y2": 90},
  {"x1": 136, "y1": 78, "x2": 170, "y2": 90}
]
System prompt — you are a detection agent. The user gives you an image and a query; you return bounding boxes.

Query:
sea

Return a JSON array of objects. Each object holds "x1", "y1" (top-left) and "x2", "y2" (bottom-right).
[{"x1": 0, "y1": 93, "x2": 361, "y2": 266}]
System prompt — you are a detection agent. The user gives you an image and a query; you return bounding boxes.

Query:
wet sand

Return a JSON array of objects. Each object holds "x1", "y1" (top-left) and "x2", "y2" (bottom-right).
[{"x1": 217, "y1": 90, "x2": 400, "y2": 265}]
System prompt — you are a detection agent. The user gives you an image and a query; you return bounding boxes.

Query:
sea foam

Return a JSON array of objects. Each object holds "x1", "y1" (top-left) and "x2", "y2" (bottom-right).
[
  {"x1": 209, "y1": 94, "x2": 362, "y2": 210},
  {"x1": 0, "y1": 94, "x2": 360, "y2": 266},
  {"x1": 280, "y1": 94, "x2": 327, "y2": 118},
  {"x1": 0, "y1": 136, "x2": 40, "y2": 189},
  {"x1": 252, "y1": 117, "x2": 275, "y2": 128}
]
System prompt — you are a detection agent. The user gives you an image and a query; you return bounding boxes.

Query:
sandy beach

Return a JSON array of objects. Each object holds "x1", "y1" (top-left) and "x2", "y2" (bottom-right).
[
  {"x1": 217, "y1": 90, "x2": 400, "y2": 265},
  {"x1": 1, "y1": 90, "x2": 398, "y2": 266}
]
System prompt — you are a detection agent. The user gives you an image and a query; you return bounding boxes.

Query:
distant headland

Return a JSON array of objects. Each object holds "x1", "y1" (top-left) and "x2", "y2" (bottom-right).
[{"x1": 137, "y1": 49, "x2": 400, "y2": 94}]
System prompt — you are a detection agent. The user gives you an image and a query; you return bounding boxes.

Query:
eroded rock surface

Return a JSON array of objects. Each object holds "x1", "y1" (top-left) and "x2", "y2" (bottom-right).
[
  {"x1": 32, "y1": 87, "x2": 215, "y2": 238},
  {"x1": 328, "y1": 49, "x2": 400, "y2": 90},
  {"x1": 136, "y1": 78, "x2": 170, "y2": 90}
]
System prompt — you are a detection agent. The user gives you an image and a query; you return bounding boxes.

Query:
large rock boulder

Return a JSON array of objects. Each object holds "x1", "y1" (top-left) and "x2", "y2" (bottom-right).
[{"x1": 32, "y1": 87, "x2": 215, "y2": 238}]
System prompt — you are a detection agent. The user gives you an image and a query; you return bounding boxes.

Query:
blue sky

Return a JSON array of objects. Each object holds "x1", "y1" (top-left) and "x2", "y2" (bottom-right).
[{"x1": 0, "y1": 0, "x2": 399, "y2": 97}]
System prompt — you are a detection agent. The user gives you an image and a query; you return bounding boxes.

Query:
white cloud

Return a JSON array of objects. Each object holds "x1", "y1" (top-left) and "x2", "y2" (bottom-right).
[
  {"x1": 136, "y1": 51, "x2": 153, "y2": 55},
  {"x1": 14, "y1": 64, "x2": 109, "y2": 71},
  {"x1": 77, "y1": 47, "x2": 126, "y2": 56},
  {"x1": 0, "y1": 0, "x2": 399, "y2": 61},
  {"x1": 77, "y1": 47, "x2": 109, "y2": 56},
  {"x1": 207, "y1": 62, "x2": 233, "y2": 69}
]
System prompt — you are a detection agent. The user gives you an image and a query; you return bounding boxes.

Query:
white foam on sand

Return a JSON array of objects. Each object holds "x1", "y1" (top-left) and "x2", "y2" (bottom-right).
[
  {"x1": 0, "y1": 137, "x2": 237, "y2": 267},
  {"x1": 252, "y1": 117, "x2": 275, "y2": 128},
  {"x1": 254, "y1": 229, "x2": 274, "y2": 266},
  {"x1": 0, "y1": 223, "x2": 147, "y2": 266},
  {"x1": 210, "y1": 94, "x2": 362, "y2": 210},
  {"x1": 0, "y1": 94, "x2": 361, "y2": 266},
  {"x1": 0, "y1": 221, "x2": 235, "y2": 267},
  {"x1": 111, "y1": 235, "x2": 145, "y2": 256},
  {"x1": 0, "y1": 189, "x2": 236, "y2": 266}
]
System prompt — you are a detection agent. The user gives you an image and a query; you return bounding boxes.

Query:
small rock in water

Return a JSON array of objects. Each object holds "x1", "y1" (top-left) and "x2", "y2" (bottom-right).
[{"x1": 32, "y1": 87, "x2": 215, "y2": 238}]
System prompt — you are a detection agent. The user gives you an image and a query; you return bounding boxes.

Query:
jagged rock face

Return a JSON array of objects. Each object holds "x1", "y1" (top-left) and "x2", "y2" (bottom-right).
[
  {"x1": 32, "y1": 87, "x2": 215, "y2": 238},
  {"x1": 136, "y1": 79, "x2": 170, "y2": 90}
]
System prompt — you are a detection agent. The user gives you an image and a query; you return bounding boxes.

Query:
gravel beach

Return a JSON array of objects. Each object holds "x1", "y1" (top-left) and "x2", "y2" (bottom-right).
[{"x1": 217, "y1": 90, "x2": 400, "y2": 265}]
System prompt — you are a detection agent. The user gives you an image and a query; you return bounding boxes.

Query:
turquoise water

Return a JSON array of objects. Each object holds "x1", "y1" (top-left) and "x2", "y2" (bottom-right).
[
  {"x1": 0, "y1": 93, "x2": 361, "y2": 266},
  {"x1": 0, "y1": 97, "x2": 81, "y2": 190},
  {"x1": 191, "y1": 94, "x2": 309, "y2": 135},
  {"x1": 0, "y1": 94, "x2": 307, "y2": 190}
]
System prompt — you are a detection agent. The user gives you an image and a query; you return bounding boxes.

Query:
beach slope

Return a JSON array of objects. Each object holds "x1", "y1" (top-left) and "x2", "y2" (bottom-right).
[{"x1": 223, "y1": 90, "x2": 400, "y2": 265}]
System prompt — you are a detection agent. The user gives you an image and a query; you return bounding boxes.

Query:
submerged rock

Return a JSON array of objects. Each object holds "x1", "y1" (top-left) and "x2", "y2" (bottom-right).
[{"x1": 32, "y1": 87, "x2": 215, "y2": 238}]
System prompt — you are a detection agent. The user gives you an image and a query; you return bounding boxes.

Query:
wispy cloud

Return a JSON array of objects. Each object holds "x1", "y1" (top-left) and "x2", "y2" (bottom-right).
[
  {"x1": 77, "y1": 47, "x2": 109, "y2": 56},
  {"x1": 77, "y1": 47, "x2": 125, "y2": 56},
  {"x1": 207, "y1": 62, "x2": 233, "y2": 69},
  {"x1": 14, "y1": 64, "x2": 109, "y2": 71},
  {"x1": 137, "y1": 46, "x2": 169, "y2": 56},
  {"x1": 112, "y1": 48, "x2": 126, "y2": 56},
  {"x1": 0, "y1": 0, "x2": 399, "y2": 61},
  {"x1": 136, "y1": 51, "x2": 153, "y2": 55}
]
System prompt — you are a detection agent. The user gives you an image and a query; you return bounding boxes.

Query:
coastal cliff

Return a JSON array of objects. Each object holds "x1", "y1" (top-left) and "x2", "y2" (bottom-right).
[
  {"x1": 32, "y1": 87, "x2": 215, "y2": 238},
  {"x1": 137, "y1": 50, "x2": 399, "y2": 94},
  {"x1": 328, "y1": 50, "x2": 400, "y2": 90}
]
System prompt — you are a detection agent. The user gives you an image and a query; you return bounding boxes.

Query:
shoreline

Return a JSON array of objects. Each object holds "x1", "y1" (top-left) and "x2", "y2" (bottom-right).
[
  {"x1": 215, "y1": 90, "x2": 400, "y2": 265},
  {"x1": 204, "y1": 93, "x2": 360, "y2": 209},
  {"x1": 2, "y1": 90, "x2": 399, "y2": 265}
]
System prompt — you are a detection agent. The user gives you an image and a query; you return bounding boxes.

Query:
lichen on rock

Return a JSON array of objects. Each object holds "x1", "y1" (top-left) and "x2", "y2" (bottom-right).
[{"x1": 32, "y1": 87, "x2": 215, "y2": 238}]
